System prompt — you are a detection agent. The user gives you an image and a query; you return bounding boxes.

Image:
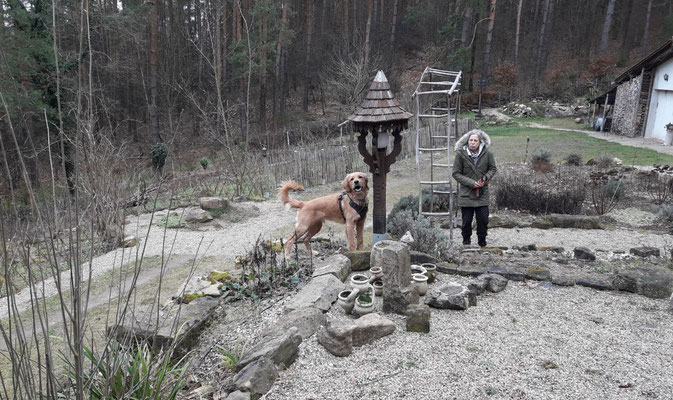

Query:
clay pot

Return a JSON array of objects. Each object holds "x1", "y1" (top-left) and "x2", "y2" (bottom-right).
[
  {"x1": 369, "y1": 266, "x2": 383, "y2": 279},
  {"x1": 412, "y1": 273, "x2": 429, "y2": 296},
  {"x1": 411, "y1": 264, "x2": 427, "y2": 276},
  {"x1": 372, "y1": 279, "x2": 384, "y2": 296},
  {"x1": 337, "y1": 290, "x2": 356, "y2": 314},
  {"x1": 354, "y1": 289, "x2": 375, "y2": 316},
  {"x1": 422, "y1": 263, "x2": 437, "y2": 284},
  {"x1": 350, "y1": 273, "x2": 370, "y2": 291}
]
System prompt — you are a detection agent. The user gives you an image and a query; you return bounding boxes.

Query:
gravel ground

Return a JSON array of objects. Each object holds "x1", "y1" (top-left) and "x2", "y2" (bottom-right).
[{"x1": 244, "y1": 275, "x2": 673, "y2": 400}]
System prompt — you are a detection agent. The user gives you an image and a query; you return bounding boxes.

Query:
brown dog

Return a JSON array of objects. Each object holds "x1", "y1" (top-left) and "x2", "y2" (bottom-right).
[{"x1": 278, "y1": 172, "x2": 369, "y2": 255}]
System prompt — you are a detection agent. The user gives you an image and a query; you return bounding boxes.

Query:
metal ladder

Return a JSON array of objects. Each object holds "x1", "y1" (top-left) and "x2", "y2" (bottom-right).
[{"x1": 412, "y1": 67, "x2": 462, "y2": 242}]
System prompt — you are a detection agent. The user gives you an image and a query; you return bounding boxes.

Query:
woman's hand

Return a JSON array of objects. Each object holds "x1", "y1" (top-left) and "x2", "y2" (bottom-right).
[{"x1": 473, "y1": 178, "x2": 484, "y2": 188}]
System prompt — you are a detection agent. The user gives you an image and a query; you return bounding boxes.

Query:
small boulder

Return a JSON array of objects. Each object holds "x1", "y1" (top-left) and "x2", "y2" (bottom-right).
[
  {"x1": 575, "y1": 117, "x2": 582, "y2": 124},
  {"x1": 201, "y1": 284, "x2": 222, "y2": 297},
  {"x1": 225, "y1": 391, "x2": 251, "y2": 400},
  {"x1": 185, "y1": 208, "x2": 213, "y2": 223},
  {"x1": 538, "y1": 246, "x2": 564, "y2": 253},
  {"x1": 425, "y1": 282, "x2": 471, "y2": 310},
  {"x1": 629, "y1": 247, "x2": 660, "y2": 258},
  {"x1": 480, "y1": 273, "x2": 508, "y2": 292},
  {"x1": 551, "y1": 274, "x2": 576, "y2": 286},
  {"x1": 317, "y1": 321, "x2": 355, "y2": 357},
  {"x1": 284, "y1": 274, "x2": 345, "y2": 313},
  {"x1": 312, "y1": 254, "x2": 351, "y2": 281},
  {"x1": 121, "y1": 236, "x2": 138, "y2": 248},
  {"x1": 199, "y1": 197, "x2": 229, "y2": 211},
  {"x1": 351, "y1": 313, "x2": 396, "y2": 346},
  {"x1": 232, "y1": 358, "x2": 278, "y2": 400},
  {"x1": 406, "y1": 304, "x2": 431, "y2": 333},
  {"x1": 238, "y1": 327, "x2": 302, "y2": 370},
  {"x1": 613, "y1": 266, "x2": 673, "y2": 299},
  {"x1": 344, "y1": 250, "x2": 371, "y2": 271},
  {"x1": 574, "y1": 247, "x2": 596, "y2": 261}
]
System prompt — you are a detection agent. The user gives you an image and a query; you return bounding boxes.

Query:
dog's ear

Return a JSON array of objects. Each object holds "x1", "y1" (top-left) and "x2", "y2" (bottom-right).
[
  {"x1": 342, "y1": 174, "x2": 351, "y2": 192},
  {"x1": 364, "y1": 175, "x2": 369, "y2": 189}
]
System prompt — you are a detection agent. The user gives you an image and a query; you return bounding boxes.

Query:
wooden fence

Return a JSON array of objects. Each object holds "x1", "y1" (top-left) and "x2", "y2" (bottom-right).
[{"x1": 247, "y1": 118, "x2": 474, "y2": 195}]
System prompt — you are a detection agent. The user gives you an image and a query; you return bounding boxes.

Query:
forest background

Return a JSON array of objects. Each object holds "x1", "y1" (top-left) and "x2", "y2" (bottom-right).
[{"x1": 0, "y1": 0, "x2": 670, "y2": 210}]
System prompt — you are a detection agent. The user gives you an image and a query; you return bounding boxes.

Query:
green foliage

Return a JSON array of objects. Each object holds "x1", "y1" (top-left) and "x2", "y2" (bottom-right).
[
  {"x1": 356, "y1": 291, "x2": 373, "y2": 304},
  {"x1": 531, "y1": 148, "x2": 552, "y2": 164},
  {"x1": 217, "y1": 338, "x2": 250, "y2": 373},
  {"x1": 151, "y1": 143, "x2": 168, "y2": 172},
  {"x1": 200, "y1": 157, "x2": 211, "y2": 169},
  {"x1": 158, "y1": 212, "x2": 184, "y2": 229},
  {"x1": 564, "y1": 153, "x2": 583, "y2": 166},
  {"x1": 61, "y1": 342, "x2": 188, "y2": 400}
]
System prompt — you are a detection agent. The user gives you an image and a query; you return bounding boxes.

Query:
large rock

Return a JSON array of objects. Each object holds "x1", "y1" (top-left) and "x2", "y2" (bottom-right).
[
  {"x1": 184, "y1": 208, "x2": 213, "y2": 223},
  {"x1": 371, "y1": 240, "x2": 415, "y2": 314},
  {"x1": 312, "y1": 254, "x2": 351, "y2": 282},
  {"x1": 525, "y1": 266, "x2": 551, "y2": 281},
  {"x1": 576, "y1": 277, "x2": 612, "y2": 291},
  {"x1": 574, "y1": 247, "x2": 596, "y2": 261},
  {"x1": 629, "y1": 247, "x2": 660, "y2": 258},
  {"x1": 317, "y1": 321, "x2": 355, "y2": 357},
  {"x1": 488, "y1": 215, "x2": 517, "y2": 228},
  {"x1": 343, "y1": 250, "x2": 371, "y2": 271},
  {"x1": 232, "y1": 358, "x2": 278, "y2": 400},
  {"x1": 479, "y1": 273, "x2": 508, "y2": 293},
  {"x1": 284, "y1": 274, "x2": 345, "y2": 313},
  {"x1": 261, "y1": 307, "x2": 326, "y2": 340},
  {"x1": 199, "y1": 197, "x2": 229, "y2": 211},
  {"x1": 531, "y1": 219, "x2": 553, "y2": 229},
  {"x1": 548, "y1": 214, "x2": 600, "y2": 229},
  {"x1": 425, "y1": 282, "x2": 471, "y2": 310},
  {"x1": 551, "y1": 274, "x2": 576, "y2": 286},
  {"x1": 121, "y1": 236, "x2": 137, "y2": 248},
  {"x1": 351, "y1": 313, "x2": 396, "y2": 346},
  {"x1": 487, "y1": 267, "x2": 525, "y2": 281},
  {"x1": 406, "y1": 304, "x2": 431, "y2": 333},
  {"x1": 238, "y1": 327, "x2": 302, "y2": 370},
  {"x1": 613, "y1": 266, "x2": 673, "y2": 299}
]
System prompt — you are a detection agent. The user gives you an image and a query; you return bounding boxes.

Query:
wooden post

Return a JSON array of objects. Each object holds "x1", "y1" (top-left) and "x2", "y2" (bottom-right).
[{"x1": 601, "y1": 94, "x2": 609, "y2": 133}]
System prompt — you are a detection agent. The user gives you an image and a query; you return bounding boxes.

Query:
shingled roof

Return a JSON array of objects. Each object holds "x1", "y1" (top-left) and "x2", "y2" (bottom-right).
[{"x1": 348, "y1": 70, "x2": 412, "y2": 133}]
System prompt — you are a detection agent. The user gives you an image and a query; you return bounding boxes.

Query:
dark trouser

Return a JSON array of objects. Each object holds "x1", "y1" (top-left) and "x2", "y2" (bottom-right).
[{"x1": 461, "y1": 206, "x2": 489, "y2": 244}]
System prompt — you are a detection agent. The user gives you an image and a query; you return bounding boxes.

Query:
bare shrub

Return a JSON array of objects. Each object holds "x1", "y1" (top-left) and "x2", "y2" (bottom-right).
[
  {"x1": 590, "y1": 178, "x2": 625, "y2": 215},
  {"x1": 531, "y1": 148, "x2": 553, "y2": 172},
  {"x1": 595, "y1": 154, "x2": 613, "y2": 169},
  {"x1": 493, "y1": 167, "x2": 586, "y2": 215},
  {"x1": 645, "y1": 174, "x2": 673, "y2": 205}
]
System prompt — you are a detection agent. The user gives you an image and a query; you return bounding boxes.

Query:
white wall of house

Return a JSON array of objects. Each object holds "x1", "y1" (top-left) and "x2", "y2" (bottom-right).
[{"x1": 646, "y1": 58, "x2": 673, "y2": 141}]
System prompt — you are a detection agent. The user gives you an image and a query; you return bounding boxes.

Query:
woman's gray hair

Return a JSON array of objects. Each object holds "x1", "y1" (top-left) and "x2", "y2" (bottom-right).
[{"x1": 467, "y1": 129, "x2": 485, "y2": 142}]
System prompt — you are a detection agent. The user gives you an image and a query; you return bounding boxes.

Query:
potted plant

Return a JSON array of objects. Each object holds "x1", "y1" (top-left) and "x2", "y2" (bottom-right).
[
  {"x1": 422, "y1": 263, "x2": 437, "y2": 284},
  {"x1": 354, "y1": 288, "x2": 375, "y2": 316}
]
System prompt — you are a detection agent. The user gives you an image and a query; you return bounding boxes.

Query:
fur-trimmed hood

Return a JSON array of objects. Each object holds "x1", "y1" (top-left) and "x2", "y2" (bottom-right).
[{"x1": 454, "y1": 129, "x2": 492, "y2": 151}]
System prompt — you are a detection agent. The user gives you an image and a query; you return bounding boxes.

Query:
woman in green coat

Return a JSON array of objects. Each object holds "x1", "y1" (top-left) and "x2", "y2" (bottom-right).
[{"x1": 452, "y1": 129, "x2": 497, "y2": 247}]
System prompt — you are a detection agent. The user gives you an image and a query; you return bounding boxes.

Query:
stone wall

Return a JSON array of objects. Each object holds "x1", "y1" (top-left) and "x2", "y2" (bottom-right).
[{"x1": 612, "y1": 74, "x2": 642, "y2": 137}]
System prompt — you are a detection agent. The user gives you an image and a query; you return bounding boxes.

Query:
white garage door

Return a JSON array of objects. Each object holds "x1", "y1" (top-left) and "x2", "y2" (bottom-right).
[{"x1": 649, "y1": 90, "x2": 673, "y2": 141}]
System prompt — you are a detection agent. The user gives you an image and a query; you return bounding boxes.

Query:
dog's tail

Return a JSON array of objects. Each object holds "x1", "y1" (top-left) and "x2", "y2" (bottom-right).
[{"x1": 278, "y1": 180, "x2": 304, "y2": 209}]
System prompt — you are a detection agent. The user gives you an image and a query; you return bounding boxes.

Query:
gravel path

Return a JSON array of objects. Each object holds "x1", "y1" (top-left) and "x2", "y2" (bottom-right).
[{"x1": 261, "y1": 277, "x2": 672, "y2": 400}]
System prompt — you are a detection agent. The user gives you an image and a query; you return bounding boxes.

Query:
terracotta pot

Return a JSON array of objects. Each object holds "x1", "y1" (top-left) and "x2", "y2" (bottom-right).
[
  {"x1": 412, "y1": 273, "x2": 429, "y2": 296},
  {"x1": 422, "y1": 263, "x2": 437, "y2": 284},
  {"x1": 372, "y1": 279, "x2": 384, "y2": 296}
]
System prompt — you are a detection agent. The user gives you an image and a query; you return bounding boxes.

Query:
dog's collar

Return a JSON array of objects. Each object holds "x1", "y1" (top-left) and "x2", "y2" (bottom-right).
[{"x1": 338, "y1": 191, "x2": 368, "y2": 221}]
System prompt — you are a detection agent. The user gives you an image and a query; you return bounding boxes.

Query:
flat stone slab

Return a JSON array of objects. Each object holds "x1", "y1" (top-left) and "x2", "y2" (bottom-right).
[
  {"x1": 613, "y1": 266, "x2": 673, "y2": 299},
  {"x1": 525, "y1": 266, "x2": 551, "y2": 281},
  {"x1": 487, "y1": 267, "x2": 525, "y2": 281},
  {"x1": 456, "y1": 265, "x2": 489, "y2": 277},
  {"x1": 629, "y1": 247, "x2": 660, "y2": 258},
  {"x1": 351, "y1": 313, "x2": 396, "y2": 347},
  {"x1": 261, "y1": 307, "x2": 326, "y2": 340},
  {"x1": 576, "y1": 277, "x2": 612, "y2": 291},
  {"x1": 410, "y1": 251, "x2": 437, "y2": 265},
  {"x1": 436, "y1": 263, "x2": 458, "y2": 275},
  {"x1": 574, "y1": 247, "x2": 596, "y2": 261},
  {"x1": 312, "y1": 254, "x2": 351, "y2": 282},
  {"x1": 548, "y1": 214, "x2": 600, "y2": 229},
  {"x1": 284, "y1": 274, "x2": 345, "y2": 313},
  {"x1": 238, "y1": 327, "x2": 302, "y2": 370},
  {"x1": 551, "y1": 274, "x2": 576, "y2": 286}
]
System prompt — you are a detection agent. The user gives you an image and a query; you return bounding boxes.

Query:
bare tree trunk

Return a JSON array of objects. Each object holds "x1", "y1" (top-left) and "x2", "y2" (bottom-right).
[
  {"x1": 534, "y1": 0, "x2": 551, "y2": 82},
  {"x1": 617, "y1": 0, "x2": 634, "y2": 64},
  {"x1": 149, "y1": 0, "x2": 160, "y2": 143},
  {"x1": 599, "y1": 0, "x2": 616, "y2": 54},
  {"x1": 273, "y1": 0, "x2": 288, "y2": 131},
  {"x1": 390, "y1": 0, "x2": 398, "y2": 47},
  {"x1": 302, "y1": 0, "x2": 314, "y2": 111},
  {"x1": 364, "y1": 0, "x2": 373, "y2": 68},
  {"x1": 460, "y1": 5, "x2": 472, "y2": 47},
  {"x1": 259, "y1": 16, "x2": 268, "y2": 135},
  {"x1": 514, "y1": 0, "x2": 523, "y2": 66},
  {"x1": 641, "y1": 0, "x2": 653, "y2": 55},
  {"x1": 480, "y1": 0, "x2": 497, "y2": 92},
  {"x1": 344, "y1": 0, "x2": 350, "y2": 53}
]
